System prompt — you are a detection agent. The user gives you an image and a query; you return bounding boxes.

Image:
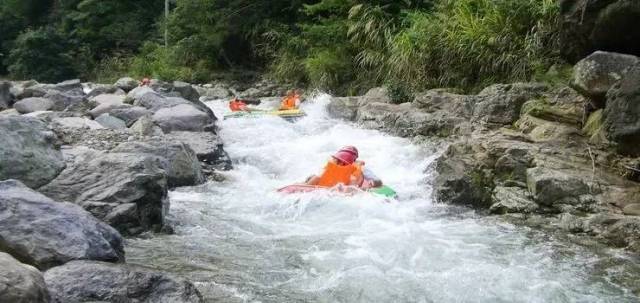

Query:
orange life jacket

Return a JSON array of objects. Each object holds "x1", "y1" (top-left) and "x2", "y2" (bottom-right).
[
  {"x1": 229, "y1": 100, "x2": 247, "y2": 111},
  {"x1": 280, "y1": 94, "x2": 299, "y2": 110},
  {"x1": 317, "y1": 161, "x2": 363, "y2": 187}
]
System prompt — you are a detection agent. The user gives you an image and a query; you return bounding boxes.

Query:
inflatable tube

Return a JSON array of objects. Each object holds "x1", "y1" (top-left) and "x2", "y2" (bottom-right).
[{"x1": 277, "y1": 184, "x2": 397, "y2": 198}]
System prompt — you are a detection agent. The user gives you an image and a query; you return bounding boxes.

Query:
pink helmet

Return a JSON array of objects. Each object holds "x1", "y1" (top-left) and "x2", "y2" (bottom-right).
[{"x1": 332, "y1": 146, "x2": 359, "y2": 165}]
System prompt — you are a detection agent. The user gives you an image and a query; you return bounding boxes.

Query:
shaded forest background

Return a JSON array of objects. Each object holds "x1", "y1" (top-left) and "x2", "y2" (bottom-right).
[{"x1": 0, "y1": 0, "x2": 565, "y2": 94}]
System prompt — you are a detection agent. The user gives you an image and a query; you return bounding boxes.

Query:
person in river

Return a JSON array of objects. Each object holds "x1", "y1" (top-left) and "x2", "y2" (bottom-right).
[
  {"x1": 279, "y1": 90, "x2": 302, "y2": 110},
  {"x1": 229, "y1": 97, "x2": 260, "y2": 112},
  {"x1": 356, "y1": 160, "x2": 384, "y2": 189},
  {"x1": 140, "y1": 77, "x2": 151, "y2": 87},
  {"x1": 305, "y1": 146, "x2": 364, "y2": 188}
]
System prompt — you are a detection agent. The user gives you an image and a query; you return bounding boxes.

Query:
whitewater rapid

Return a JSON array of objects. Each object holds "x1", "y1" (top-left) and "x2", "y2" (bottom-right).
[{"x1": 127, "y1": 94, "x2": 640, "y2": 302}]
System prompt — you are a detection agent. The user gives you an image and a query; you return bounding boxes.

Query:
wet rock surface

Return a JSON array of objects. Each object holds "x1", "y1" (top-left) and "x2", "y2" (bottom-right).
[
  {"x1": 329, "y1": 77, "x2": 640, "y2": 254},
  {"x1": 44, "y1": 261, "x2": 204, "y2": 303},
  {"x1": 39, "y1": 149, "x2": 169, "y2": 236},
  {"x1": 0, "y1": 252, "x2": 50, "y2": 303},
  {"x1": 0, "y1": 116, "x2": 65, "y2": 188},
  {"x1": 0, "y1": 180, "x2": 124, "y2": 270}
]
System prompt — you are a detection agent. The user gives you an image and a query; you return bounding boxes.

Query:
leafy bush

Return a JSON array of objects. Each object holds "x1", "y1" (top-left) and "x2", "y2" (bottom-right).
[
  {"x1": 385, "y1": 0, "x2": 561, "y2": 92},
  {"x1": 6, "y1": 28, "x2": 76, "y2": 82}
]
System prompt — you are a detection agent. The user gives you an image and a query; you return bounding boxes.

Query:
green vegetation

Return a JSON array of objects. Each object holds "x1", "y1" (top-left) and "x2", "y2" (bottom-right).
[{"x1": 0, "y1": 0, "x2": 563, "y2": 94}]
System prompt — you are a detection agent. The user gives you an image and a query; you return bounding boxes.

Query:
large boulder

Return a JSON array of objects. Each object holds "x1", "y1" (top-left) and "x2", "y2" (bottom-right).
[
  {"x1": 559, "y1": 0, "x2": 640, "y2": 62},
  {"x1": 51, "y1": 117, "x2": 104, "y2": 130},
  {"x1": 172, "y1": 81, "x2": 200, "y2": 102},
  {"x1": 88, "y1": 94, "x2": 127, "y2": 118},
  {"x1": 39, "y1": 149, "x2": 169, "y2": 235},
  {"x1": 114, "y1": 77, "x2": 139, "y2": 92},
  {"x1": 361, "y1": 87, "x2": 392, "y2": 104},
  {"x1": 489, "y1": 186, "x2": 539, "y2": 214},
  {"x1": 87, "y1": 84, "x2": 126, "y2": 98},
  {"x1": 52, "y1": 79, "x2": 83, "y2": 95},
  {"x1": 153, "y1": 104, "x2": 215, "y2": 133},
  {"x1": 0, "y1": 252, "x2": 50, "y2": 303},
  {"x1": 433, "y1": 142, "x2": 493, "y2": 208},
  {"x1": 327, "y1": 97, "x2": 360, "y2": 121},
  {"x1": 603, "y1": 63, "x2": 640, "y2": 155},
  {"x1": 572, "y1": 51, "x2": 639, "y2": 106},
  {"x1": 0, "y1": 116, "x2": 65, "y2": 188},
  {"x1": 125, "y1": 85, "x2": 155, "y2": 103},
  {"x1": 109, "y1": 106, "x2": 152, "y2": 126},
  {"x1": 164, "y1": 131, "x2": 232, "y2": 170},
  {"x1": 130, "y1": 115, "x2": 164, "y2": 137},
  {"x1": 112, "y1": 141, "x2": 204, "y2": 188},
  {"x1": 472, "y1": 83, "x2": 547, "y2": 125},
  {"x1": 134, "y1": 92, "x2": 190, "y2": 111},
  {"x1": 0, "y1": 180, "x2": 124, "y2": 270},
  {"x1": 526, "y1": 167, "x2": 591, "y2": 206},
  {"x1": 43, "y1": 91, "x2": 86, "y2": 112},
  {"x1": 13, "y1": 97, "x2": 54, "y2": 114},
  {"x1": 0, "y1": 81, "x2": 12, "y2": 110},
  {"x1": 95, "y1": 113, "x2": 127, "y2": 129},
  {"x1": 45, "y1": 261, "x2": 203, "y2": 303}
]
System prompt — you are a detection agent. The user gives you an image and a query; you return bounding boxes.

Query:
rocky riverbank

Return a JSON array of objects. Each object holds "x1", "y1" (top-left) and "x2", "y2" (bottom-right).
[
  {"x1": 328, "y1": 51, "x2": 640, "y2": 255},
  {"x1": 0, "y1": 76, "x2": 287, "y2": 302}
]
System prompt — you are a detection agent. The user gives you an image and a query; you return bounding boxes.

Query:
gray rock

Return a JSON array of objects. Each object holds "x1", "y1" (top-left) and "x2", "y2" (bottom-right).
[
  {"x1": 13, "y1": 97, "x2": 54, "y2": 114},
  {"x1": 125, "y1": 86, "x2": 155, "y2": 103},
  {"x1": 95, "y1": 113, "x2": 127, "y2": 129},
  {"x1": 88, "y1": 94, "x2": 127, "y2": 118},
  {"x1": 558, "y1": 0, "x2": 640, "y2": 62},
  {"x1": 600, "y1": 217, "x2": 640, "y2": 251},
  {"x1": 112, "y1": 140, "x2": 204, "y2": 188},
  {"x1": 413, "y1": 89, "x2": 474, "y2": 116},
  {"x1": 87, "y1": 84, "x2": 125, "y2": 98},
  {"x1": 0, "y1": 81, "x2": 12, "y2": 110},
  {"x1": 44, "y1": 91, "x2": 86, "y2": 111},
  {"x1": 44, "y1": 261, "x2": 203, "y2": 303},
  {"x1": 164, "y1": 131, "x2": 232, "y2": 170},
  {"x1": 0, "y1": 116, "x2": 65, "y2": 188},
  {"x1": 130, "y1": 115, "x2": 164, "y2": 136},
  {"x1": 198, "y1": 84, "x2": 231, "y2": 100},
  {"x1": 572, "y1": 51, "x2": 639, "y2": 106},
  {"x1": 603, "y1": 63, "x2": 640, "y2": 155},
  {"x1": 489, "y1": 187, "x2": 539, "y2": 214},
  {"x1": 623, "y1": 203, "x2": 640, "y2": 216},
  {"x1": 172, "y1": 81, "x2": 200, "y2": 102},
  {"x1": 0, "y1": 180, "x2": 124, "y2": 270},
  {"x1": 327, "y1": 96, "x2": 360, "y2": 121},
  {"x1": 20, "y1": 84, "x2": 54, "y2": 99},
  {"x1": 0, "y1": 252, "x2": 50, "y2": 303},
  {"x1": 39, "y1": 149, "x2": 169, "y2": 235},
  {"x1": 153, "y1": 104, "x2": 215, "y2": 133},
  {"x1": 134, "y1": 92, "x2": 189, "y2": 111},
  {"x1": 526, "y1": 167, "x2": 590, "y2": 206},
  {"x1": 362, "y1": 87, "x2": 392, "y2": 104},
  {"x1": 0, "y1": 108, "x2": 19, "y2": 116},
  {"x1": 51, "y1": 117, "x2": 105, "y2": 130},
  {"x1": 109, "y1": 106, "x2": 152, "y2": 126},
  {"x1": 433, "y1": 142, "x2": 492, "y2": 207},
  {"x1": 53, "y1": 79, "x2": 83, "y2": 95},
  {"x1": 472, "y1": 83, "x2": 547, "y2": 125},
  {"x1": 114, "y1": 77, "x2": 139, "y2": 92}
]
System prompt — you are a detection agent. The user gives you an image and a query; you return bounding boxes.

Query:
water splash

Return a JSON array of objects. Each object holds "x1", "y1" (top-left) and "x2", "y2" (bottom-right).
[{"x1": 127, "y1": 93, "x2": 640, "y2": 302}]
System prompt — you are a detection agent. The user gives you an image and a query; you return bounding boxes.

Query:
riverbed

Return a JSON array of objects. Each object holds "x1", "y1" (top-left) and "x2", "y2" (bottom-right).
[{"x1": 127, "y1": 94, "x2": 640, "y2": 302}]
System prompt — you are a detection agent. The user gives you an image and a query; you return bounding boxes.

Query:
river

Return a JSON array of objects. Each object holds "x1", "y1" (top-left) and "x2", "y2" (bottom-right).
[{"x1": 127, "y1": 94, "x2": 640, "y2": 302}]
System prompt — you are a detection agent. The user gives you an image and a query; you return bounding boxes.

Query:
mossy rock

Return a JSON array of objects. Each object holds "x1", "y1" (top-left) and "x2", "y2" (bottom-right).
[
  {"x1": 582, "y1": 109, "x2": 608, "y2": 144},
  {"x1": 521, "y1": 98, "x2": 582, "y2": 126}
]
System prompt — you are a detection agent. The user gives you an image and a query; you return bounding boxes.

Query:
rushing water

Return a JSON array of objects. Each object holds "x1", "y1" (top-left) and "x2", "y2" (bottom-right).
[{"x1": 127, "y1": 94, "x2": 640, "y2": 302}]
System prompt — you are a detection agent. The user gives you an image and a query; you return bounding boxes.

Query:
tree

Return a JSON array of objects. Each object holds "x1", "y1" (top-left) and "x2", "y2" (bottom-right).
[{"x1": 6, "y1": 27, "x2": 76, "y2": 82}]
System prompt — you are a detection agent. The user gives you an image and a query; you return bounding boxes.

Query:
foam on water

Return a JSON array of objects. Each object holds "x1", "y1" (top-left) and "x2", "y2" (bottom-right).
[{"x1": 127, "y1": 93, "x2": 640, "y2": 302}]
